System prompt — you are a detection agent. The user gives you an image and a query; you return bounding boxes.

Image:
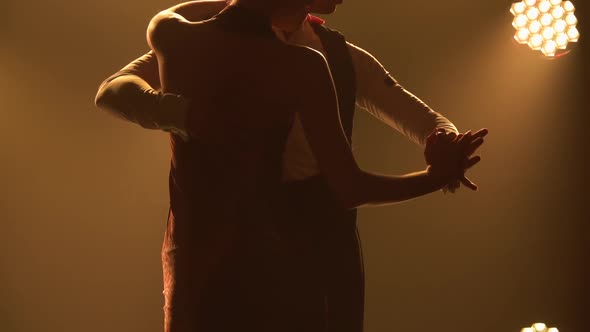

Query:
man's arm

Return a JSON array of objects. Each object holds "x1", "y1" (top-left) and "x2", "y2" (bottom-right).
[
  {"x1": 348, "y1": 42, "x2": 458, "y2": 146},
  {"x1": 94, "y1": 51, "x2": 190, "y2": 140},
  {"x1": 94, "y1": 1, "x2": 227, "y2": 140}
]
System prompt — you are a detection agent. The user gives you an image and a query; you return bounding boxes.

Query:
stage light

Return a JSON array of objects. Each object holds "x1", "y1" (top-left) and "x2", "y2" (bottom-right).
[
  {"x1": 567, "y1": 26, "x2": 579, "y2": 41},
  {"x1": 553, "y1": 19, "x2": 567, "y2": 32},
  {"x1": 530, "y1": 21, "x2": 542, "y2": 33},
  {"x1": 556, "y1": 32, "x2": 569, "y2": 48},
  {"x1": 520, "y1": 322, "x2": 559, "y2": 332},
  {"x1": 539, "y1": 0, "x2": 552, "y2": 12},
  {"x1": 510, "y1": 0, "x2": 580, "y2": 57},
  {"x1": 529, "y1": 34, "x2": 544, "y2": 49},
  {"x1": 533, "y1": 323, "x2": 547, "y2": 331}
]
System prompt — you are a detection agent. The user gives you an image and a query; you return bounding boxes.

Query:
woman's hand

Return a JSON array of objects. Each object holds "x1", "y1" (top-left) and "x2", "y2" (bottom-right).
[{"x1": 425, "y1": 128, "x2": 487, "y2": 191}]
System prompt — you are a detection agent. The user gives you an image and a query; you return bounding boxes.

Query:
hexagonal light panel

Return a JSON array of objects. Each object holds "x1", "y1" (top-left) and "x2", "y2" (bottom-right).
[
  {"x1": 511, "y1": 0, "x2": 579, "y2": 57},
  {"x1": 520, "y1": 322, "x2": 559, "y2": 332}
]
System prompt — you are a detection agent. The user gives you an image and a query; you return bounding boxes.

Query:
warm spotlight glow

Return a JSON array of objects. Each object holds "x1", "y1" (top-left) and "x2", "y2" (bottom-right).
[
  {"x1": 514, "y1": 14, "x2": 529, "y2": 28},
  {"x1": 542, "y1": 40, "x2": 557, "y2": 55},
  {"x1": 510, "y1": 0, "x2": 579, "y2": 57},
  {"x1": 567, "y1": 26, "x2": 579, "y2": 41},
  {"x1": 529, "y1": 34, "x2": 544, "y2": 49},
  {"x1": 542, "y1": 27, "x2": 555, "y2": 40},
  {"x1": 540, "y1": 13, "x2": 554, "y2": 25},
  {"x1": 539, "y1": 0, "x2": 552, "y2": 12},
  {"x1": 521, "y1": 329, "x2": 534, "y2": 332},
  {"x1": 530, "y1": 21, "x2": 543, "y2": 33},
  {"x1": 512, "y1": 2, "x2": 527, "y2": 14},
  {"x1": 533, "y1": 323, "x2": 548, "y2": 331},
  {"x1": 565, "y1": 12, "x2": 577, "y2": 25},
  {"x1": 553, "y1": 19, "x2": 567, "y2": 32},
  {"x1": 527, "y1": 7, "x2": 541, "y2": 19},
  {"x1": 551, "y1": 6, "x2": 565, "y2": 19},
  {"x1": 547, "y1": 328, "x2": 559, "y2": 332},
  {"x1": 516, "y1": 28, "x2": 531, "y2": 43},
  {"x1": 555, "y1": 32, "x2": 569, "y2": 48}
]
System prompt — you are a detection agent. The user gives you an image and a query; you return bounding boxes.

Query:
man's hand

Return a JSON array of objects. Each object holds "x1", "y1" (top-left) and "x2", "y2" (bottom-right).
[{"x1": 425, "y1": 128, "x2": 488, "y2": 191}]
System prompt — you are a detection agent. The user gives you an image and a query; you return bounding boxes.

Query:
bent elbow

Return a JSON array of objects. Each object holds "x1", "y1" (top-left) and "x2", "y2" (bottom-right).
[{"x1": 94, "y1": 81, "x2": 113, "y2": 111}]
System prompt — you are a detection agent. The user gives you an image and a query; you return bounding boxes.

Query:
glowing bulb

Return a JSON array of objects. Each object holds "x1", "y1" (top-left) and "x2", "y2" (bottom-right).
[
  {"x1": 547, "y1": 328, "x2": 559, "y2": 332},
  {"x1": 529, "y1": 21, "x2": 542, "y2": 33},
  {"x1": 567, "y1": 26, "x2": 579, "y2": 41},
  {"x1": 529, "y1": 34, "x2": 544, "y2": 49},
  {"x1": 542, "y1": 27, "x2": 555, "y2": 40},
  {"x1": 512, "y1": 2, "x2": 527, "y2": 14},
  {"x1": 538, "y1": 0, "x2": 552, "y2": 12},
  {"x1": 525, "y1": 0, "x2": 537, "y2": 6},
  {"x1": 515, "y1": 28, "x2": 531, "y2": 43},
  {"x1": 565, "y1": 13, "x2": 577, "y2": 25},
  {"x1": 533, "y1": 323, "x2": 548, "y2": 332},
  {"x1": 542, "y1": 40, "x2": 557, "y2": 56},
  {"x1": 540, "y1": 13, "x2": 554, "y2": 26},
  {"x1": 555, "y1": 33, "x2": 569, "y2": 48},
  {"x1": 527, "y1": 7, "x2": 540, "y2": 20},
  {"x1": 514, "y1": 14, "x2": 529, "y2": 28},
  {"x1": 550, "y1": 0, "x2": 562, "y2": 5},
  {"x1": 551, "y1": 6, "x2": 565, "y2": 19},
  {"x1": 553, "y1": 19, "x2": 567, "y2": 32},
  {"x1": 563, "y1": 1, "x2": 575, "y2": 12},
  {"x1": 522, "y1": 329, "x2": 534, "y2": 332}
]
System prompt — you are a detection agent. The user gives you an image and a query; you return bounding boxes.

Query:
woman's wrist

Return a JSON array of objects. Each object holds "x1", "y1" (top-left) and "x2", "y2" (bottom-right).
[{"x1": 426, "y1": 165, "x2": 455, "y2": 188}]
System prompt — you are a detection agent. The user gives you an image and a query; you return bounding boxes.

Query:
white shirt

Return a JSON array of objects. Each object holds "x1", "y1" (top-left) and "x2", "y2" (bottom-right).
[{"x1": 95, "y1": 16, "x2": 457, "y2": 182}]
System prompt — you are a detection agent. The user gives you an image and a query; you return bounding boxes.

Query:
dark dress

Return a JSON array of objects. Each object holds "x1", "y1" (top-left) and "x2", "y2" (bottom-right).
[{"x1": 160, "y1": 6, "x2": 322, "y2": 332}]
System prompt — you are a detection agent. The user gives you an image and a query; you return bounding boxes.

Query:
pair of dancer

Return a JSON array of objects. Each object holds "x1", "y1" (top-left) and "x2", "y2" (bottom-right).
[{"x1": 95, "y1": 0, "x2": 487, "y2": 331}]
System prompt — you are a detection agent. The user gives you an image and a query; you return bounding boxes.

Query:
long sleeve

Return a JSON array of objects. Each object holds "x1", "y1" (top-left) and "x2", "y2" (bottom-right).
[
  {"x1": 94, "y1": 51, "x2": 190, "y2": 140},
  {"x1": 348, "y1": 43, "x2": 458, "y2": 146}
]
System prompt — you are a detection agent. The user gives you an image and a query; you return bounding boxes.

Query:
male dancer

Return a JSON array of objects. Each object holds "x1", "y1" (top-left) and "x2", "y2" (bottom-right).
[{"x1": 95, "y1": 0, "x2": 487, "y2": 330}]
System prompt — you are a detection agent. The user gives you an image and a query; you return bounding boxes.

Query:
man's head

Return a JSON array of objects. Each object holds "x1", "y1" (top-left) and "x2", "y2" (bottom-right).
[{"x1": 307, "y1": 0, "x2": 342, "y2": 14}]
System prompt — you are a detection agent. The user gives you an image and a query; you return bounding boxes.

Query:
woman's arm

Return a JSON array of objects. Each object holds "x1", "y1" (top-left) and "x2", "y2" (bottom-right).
[{"x1": 295, "y1": 48, "x2": 459, "y2": 209}]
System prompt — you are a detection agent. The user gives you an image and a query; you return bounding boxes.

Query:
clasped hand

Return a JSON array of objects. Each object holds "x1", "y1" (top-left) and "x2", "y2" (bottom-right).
[{"x1": 424, "y1": 128, "x2": 488, "y2": 192}]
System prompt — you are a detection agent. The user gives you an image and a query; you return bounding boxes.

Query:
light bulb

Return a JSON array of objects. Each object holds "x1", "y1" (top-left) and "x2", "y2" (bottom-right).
[
  {"x1": 552, "y1": 6, "x2": 565, "y2": 19},
  {"x1": 512, "y1": 2, "x2": 527, "y2": 14},
  {"x1": 555, "y1": 32, "x2": 569, "y2": 48},
  {"x1": 538, "y1": 0, "x2": 552, "y2": 12},
  {"x1": 542, "y1": 26, "x2": 555, "y2": 40},
  {"x1": 553, "y1": 19, "x2": 567, "y2": 32},
  {"x1": 529, "y1": 20, "x2": 542, "y2": 33},
  {"x1": 567, "y1": 26, "x2": 579, "y2": 41},
  {"x1": 529, "y1": 34, "x2": 544, "y2": 49},
  {"x1": 533, "y1": 323, "x2": 548, "y2": 332},
  {"x1": 540, "y1": 13, "x2": 554, "y2": 26},
  {"x1": 563, "y1": 1, "x2": 575, "y2": 12},
  {"x1": 565, "y1": 13, "x2": 577, "y2": 25}
]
